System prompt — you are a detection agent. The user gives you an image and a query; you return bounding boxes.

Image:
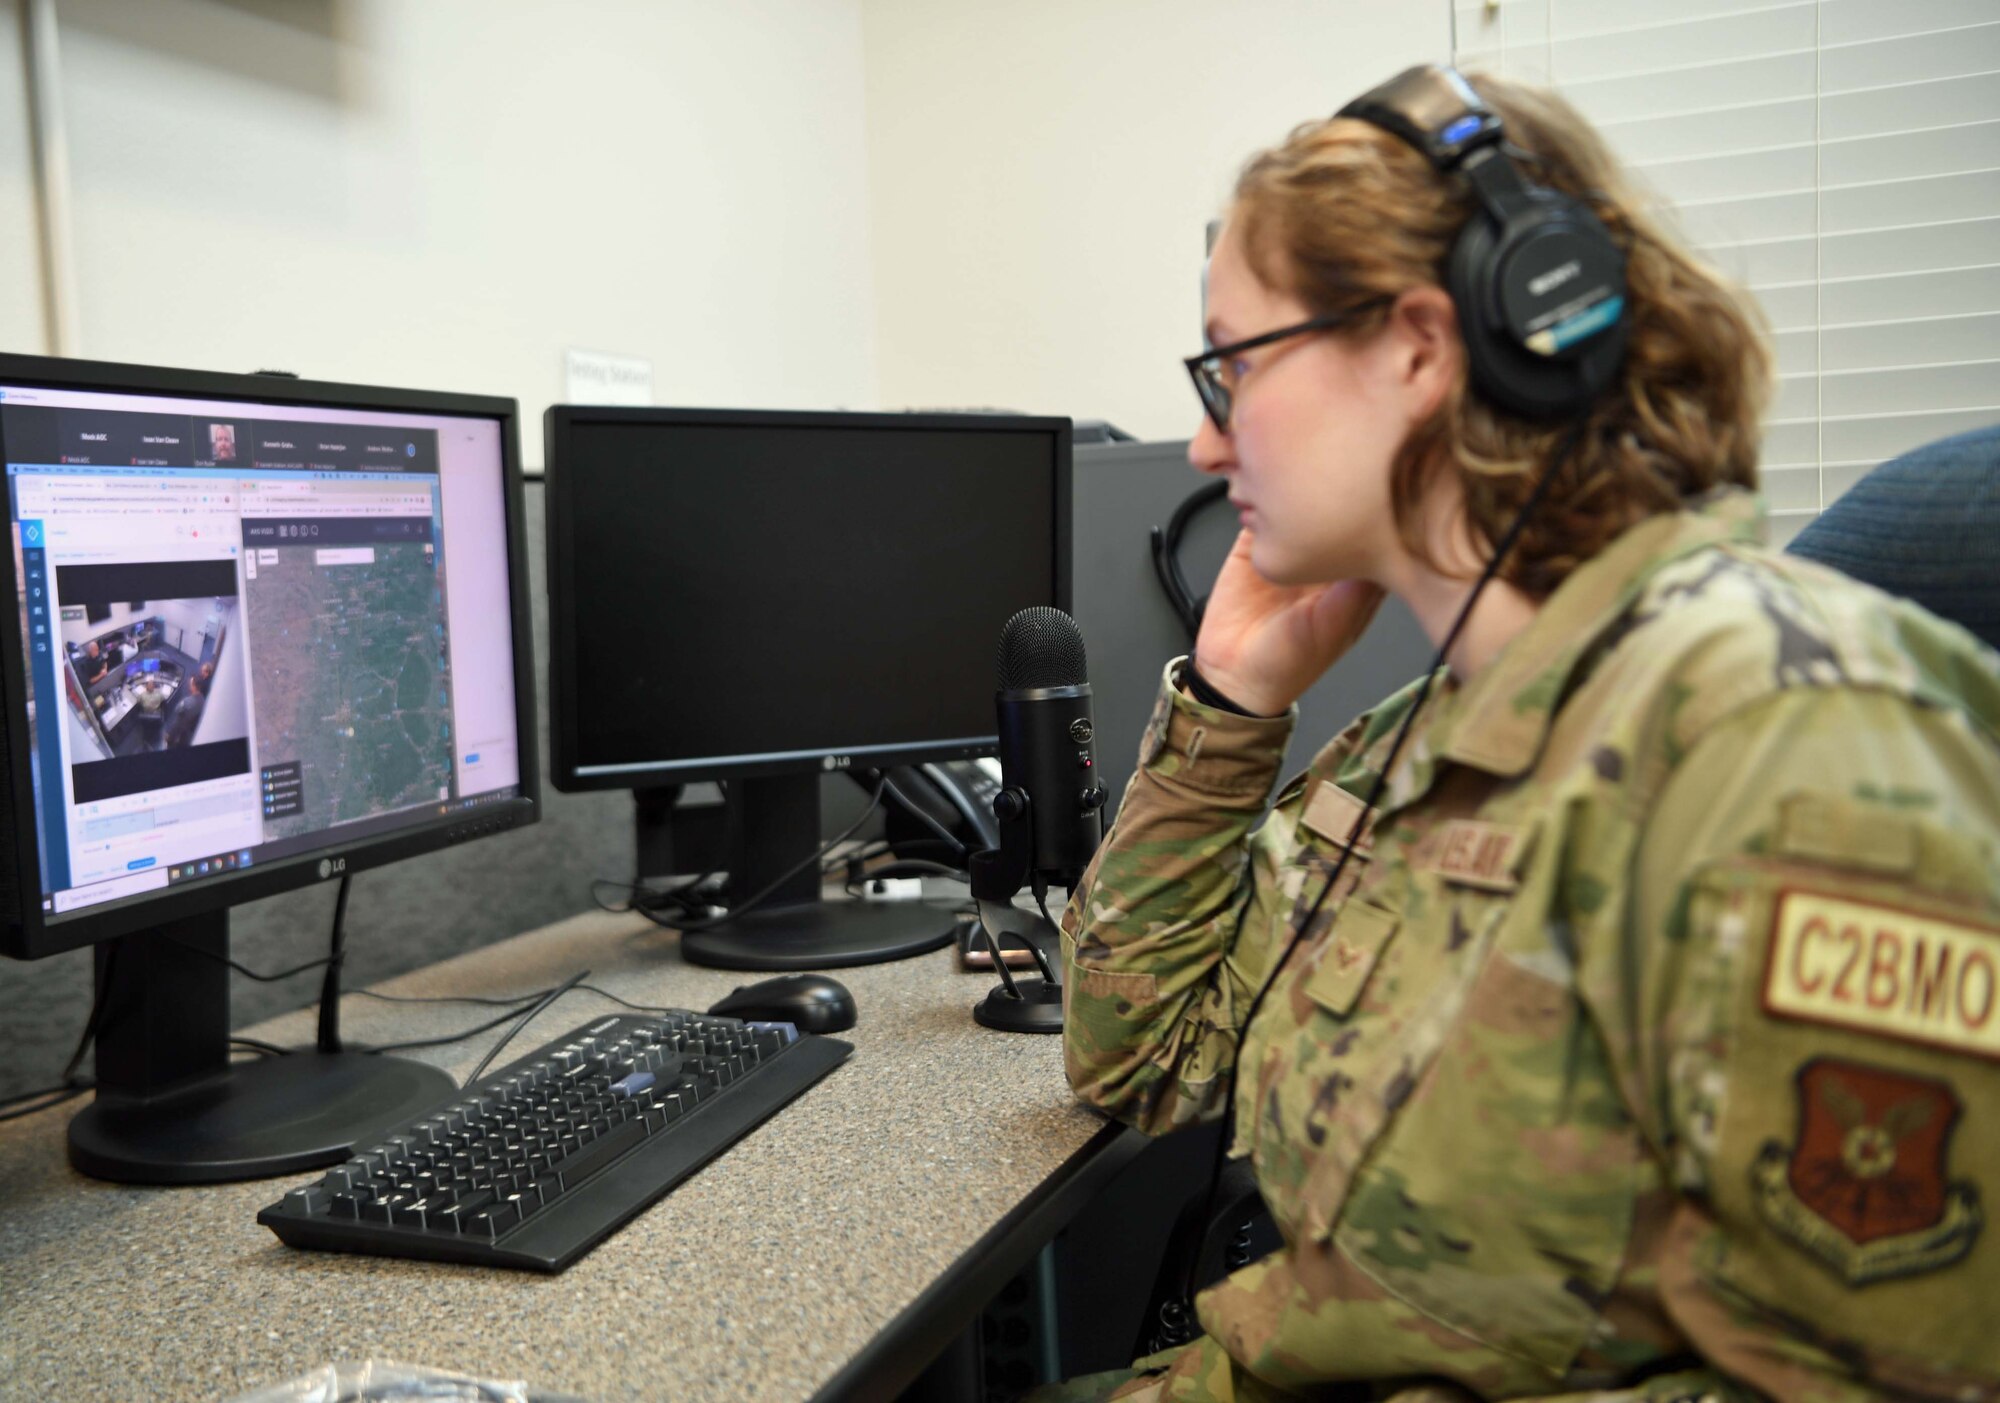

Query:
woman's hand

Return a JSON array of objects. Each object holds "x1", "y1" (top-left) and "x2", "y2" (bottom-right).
[{"x1": 1192, "y1": 529, "x2": 1384, "y2": 716}]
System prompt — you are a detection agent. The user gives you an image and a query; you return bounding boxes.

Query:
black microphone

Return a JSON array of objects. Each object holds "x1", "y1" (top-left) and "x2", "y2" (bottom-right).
[
  {"x1": 994, "y1": 607, "x2": 1106, "y2": 885},
  {"x1": 968, "y1": 608, "x2": 1105, "y2": 1035}
]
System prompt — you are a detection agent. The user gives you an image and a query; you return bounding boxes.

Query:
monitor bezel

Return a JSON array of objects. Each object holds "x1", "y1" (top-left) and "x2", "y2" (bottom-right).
[
  {"x1": 0, "y1": 351, "x2": 541, "y2": 960},
  {"x1": 543, "y1": 405, "x2": 1073, "y2": 792}
]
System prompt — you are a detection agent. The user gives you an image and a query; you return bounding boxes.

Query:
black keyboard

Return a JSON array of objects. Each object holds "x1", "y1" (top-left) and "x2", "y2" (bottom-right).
[{"x1": 257, "y1": 1010, "x2": 850, "y2": 1271}]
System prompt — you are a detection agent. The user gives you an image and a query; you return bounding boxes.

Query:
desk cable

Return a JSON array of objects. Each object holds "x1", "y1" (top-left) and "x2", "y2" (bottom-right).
[
  {"x1": 0, "y1": 943, "x2": 115, "y2": 1122},
  {"x1": 629, "y1": 775, "x2": 890, "y2": 935}
]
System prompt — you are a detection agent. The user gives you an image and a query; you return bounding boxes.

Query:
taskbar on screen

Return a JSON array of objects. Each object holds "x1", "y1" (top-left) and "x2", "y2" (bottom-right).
[{"x1": 45, "y1": 785, "x2": 524, "y2": 919}]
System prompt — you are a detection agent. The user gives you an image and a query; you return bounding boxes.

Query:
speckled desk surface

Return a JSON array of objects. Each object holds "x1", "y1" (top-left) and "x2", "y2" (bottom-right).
[{"x1": 0, "y1": 906, "x2": 1122, "y2": 1402}]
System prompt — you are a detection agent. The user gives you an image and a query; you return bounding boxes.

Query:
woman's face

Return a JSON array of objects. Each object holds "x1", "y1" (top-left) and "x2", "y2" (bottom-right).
[{"x1": 1188, "y1": 223, "x2": 1447, "y2": 587}]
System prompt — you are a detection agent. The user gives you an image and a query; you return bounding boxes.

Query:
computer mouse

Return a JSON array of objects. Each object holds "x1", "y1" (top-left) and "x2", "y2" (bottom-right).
[{"x1": 706, "y1": 973, "x2": 857, "y2": 1034}]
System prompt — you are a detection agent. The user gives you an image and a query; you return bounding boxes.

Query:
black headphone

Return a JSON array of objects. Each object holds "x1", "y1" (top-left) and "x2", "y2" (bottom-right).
[
  {"x1": 1338, "y1": 64, "x2": 1628, "y2": 420},
  {"x1": 1150, "y1": 68, "x2": 1626, "y2": 647},
  {"x1": 1150, "y1": 478, "x2": 1227, "y2": 642}
]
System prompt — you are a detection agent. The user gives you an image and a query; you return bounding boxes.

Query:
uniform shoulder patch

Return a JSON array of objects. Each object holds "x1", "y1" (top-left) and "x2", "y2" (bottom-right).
[
  {"x1": 1752, "y1": 1057, "x2": 1982, "y2": 1285},
  {"x1": 1762, "y1": 887, "x2": 2000, "y2": 1060}
]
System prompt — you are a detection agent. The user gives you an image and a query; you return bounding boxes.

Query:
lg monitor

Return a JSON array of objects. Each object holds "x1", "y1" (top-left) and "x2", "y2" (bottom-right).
[
  {"x1": 544, "y1": 407, "x2": 1070, "y2": 971},
  {"x1": 0, "y1": 354, "x2": 538, "y2": 1183}
]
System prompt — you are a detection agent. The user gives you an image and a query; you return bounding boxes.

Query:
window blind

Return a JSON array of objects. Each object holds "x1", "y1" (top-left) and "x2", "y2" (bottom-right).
[{"x1": 1454, "y1": 0, "x2": 2000, "y2": 544}]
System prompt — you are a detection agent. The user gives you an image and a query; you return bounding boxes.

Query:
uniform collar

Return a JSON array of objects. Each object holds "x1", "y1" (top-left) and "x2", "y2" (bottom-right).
[{"x1": 1365, "y1": 489, "x2": 1763, "y2": 816}]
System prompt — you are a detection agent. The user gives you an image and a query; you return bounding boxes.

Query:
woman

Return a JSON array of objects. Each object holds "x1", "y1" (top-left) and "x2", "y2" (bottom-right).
[{"x1": 1048, "y1": 67, "x2": 2000, "y2": 1402}]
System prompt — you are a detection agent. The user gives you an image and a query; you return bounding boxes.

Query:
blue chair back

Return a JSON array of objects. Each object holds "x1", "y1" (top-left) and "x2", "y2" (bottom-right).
[{"x1": 1786, "y1": 423, "x2": 2000, "y2": 651}]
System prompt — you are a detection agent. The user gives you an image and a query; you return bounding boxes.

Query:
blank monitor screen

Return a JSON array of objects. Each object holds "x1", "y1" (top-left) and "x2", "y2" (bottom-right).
[
  {"x1": 0, "y1": 377, "x2": 528, "y2": 943},
  {"x1": 550, "y1": 410, "x2": 1069, "y2": 787}
]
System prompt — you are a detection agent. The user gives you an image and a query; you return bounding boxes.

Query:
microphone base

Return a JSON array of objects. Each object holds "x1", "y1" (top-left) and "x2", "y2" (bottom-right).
[{"x1": 974, "y1": 978, "x2": 1064, "y2": 1034}]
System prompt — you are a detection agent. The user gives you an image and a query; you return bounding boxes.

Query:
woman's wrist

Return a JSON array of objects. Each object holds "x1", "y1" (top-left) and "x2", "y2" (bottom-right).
[{"x1": 1183, "y1": 657, "x2": 1285, "y2": 719}]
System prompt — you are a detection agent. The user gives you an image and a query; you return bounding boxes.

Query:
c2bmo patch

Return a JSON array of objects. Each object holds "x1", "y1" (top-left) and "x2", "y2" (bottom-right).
[
  {"x1": 1762, "y1": 888, "x2": 2000, "y2": 1060},
  {"x1": 1753, "y1": 1058, "x2": 1981, "y2": 1285}
]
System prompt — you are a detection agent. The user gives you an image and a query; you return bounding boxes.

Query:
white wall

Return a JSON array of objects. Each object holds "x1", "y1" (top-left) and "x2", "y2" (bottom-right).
[
  {"x1": 8, "y1": 0, "x2": 880, "y2": 461},
  {"x1": 0, "y1": 0, "x2": 48, "y2": 355},
  {"x1": 861, "y1": 0, "x2": 1450, "y2": 441},
  {"x1": 6, "y1": 4, "x2": 1446, "y2": 449},
  {"x1": 153, "y1": 595, "x2": 219, "y2": 655}
]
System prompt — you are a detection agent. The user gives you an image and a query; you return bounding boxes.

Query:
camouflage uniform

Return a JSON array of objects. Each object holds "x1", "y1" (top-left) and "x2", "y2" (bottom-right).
[{"x1": 1050, "y1": 491, "x2": 2000, "y2": 1402}]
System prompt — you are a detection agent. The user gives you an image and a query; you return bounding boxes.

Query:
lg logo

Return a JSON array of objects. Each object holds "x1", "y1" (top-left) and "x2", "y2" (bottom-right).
[
  {"x1": 318, "y1": 857, "x2": 347, "y2": 879},
  {"x1": 821, "y1": 755, "x2": 852, "y2": 771}
]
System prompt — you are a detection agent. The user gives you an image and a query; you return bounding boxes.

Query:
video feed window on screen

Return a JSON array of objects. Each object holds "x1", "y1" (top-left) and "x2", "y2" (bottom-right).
[
  {"x1": 60, "y1": 577, "x2": 246, "y2": 770},
  {"x1": 2, "y1": 389, "x2": 522, "y2": 918}
]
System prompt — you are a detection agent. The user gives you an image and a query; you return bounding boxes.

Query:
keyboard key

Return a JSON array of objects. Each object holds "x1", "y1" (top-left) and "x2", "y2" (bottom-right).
[
  {"x1": 433, "y1": 1189, "x2": 495, "y2": 1233},
  {"x1": 553, "y1": 1116, "x2": 646, "y2": 1190},
  {"x1": 283, "y1": 1186, "x2": 330, "y2": 1215}
]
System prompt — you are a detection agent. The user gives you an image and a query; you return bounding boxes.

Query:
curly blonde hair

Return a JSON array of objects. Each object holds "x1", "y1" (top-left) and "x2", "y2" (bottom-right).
[{"x1": 1229, "y1": 72, "x2": 1773, "y2": 596}]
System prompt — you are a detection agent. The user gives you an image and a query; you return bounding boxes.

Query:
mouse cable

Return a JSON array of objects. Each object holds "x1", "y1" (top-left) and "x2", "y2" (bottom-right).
[
  {"x1": 353, "y1": 982, "x2": 680, "y2": 1019},
  {"x1": 1170, "y1": 419, "x2": 1589, "y2": 1322},
  {"x1": 366, "y1": 995, "x2": 557, "y2": 1056},
  {"x1": 364, "y1": 972, "x2": 683, "y2": 1066},
  {"x1": 644, "y1": 775, "x2": 889, "y2": 934},
  {"x1": 354, "y1": 986, "x2": 565, "y2": 1009},
  {"x1": 462, "y1": 969, "x2": 592, "y2": 1086}
]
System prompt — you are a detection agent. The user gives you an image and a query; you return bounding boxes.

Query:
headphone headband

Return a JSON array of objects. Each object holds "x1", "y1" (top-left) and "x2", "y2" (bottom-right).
[{"x1": 1337, "y1": 65, "x2": 1502, "y2": 173}]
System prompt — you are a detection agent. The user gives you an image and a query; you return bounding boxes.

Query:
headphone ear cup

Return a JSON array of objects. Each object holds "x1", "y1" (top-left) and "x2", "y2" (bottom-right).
[
  {"x1": 1445, "y1": 212, "x2": 1517, "y2": 412},
  {"x1": 1446, "y1": 202, "x2": 1628, "y2": 420}
]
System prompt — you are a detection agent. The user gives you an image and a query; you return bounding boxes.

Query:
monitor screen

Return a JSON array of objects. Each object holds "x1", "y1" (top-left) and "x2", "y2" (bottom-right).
[
  {"x1": 0, "y1": 368, "x2": 532, "y2": 949},
  {"x1": 546, "y1": 409, "x2": 1070, "y2": 788}
]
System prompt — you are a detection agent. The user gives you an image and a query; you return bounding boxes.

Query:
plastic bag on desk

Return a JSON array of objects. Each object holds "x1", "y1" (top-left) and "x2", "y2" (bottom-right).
[{"x1": 225, "y1": 1358, "x2": 586, "y2": 1403}]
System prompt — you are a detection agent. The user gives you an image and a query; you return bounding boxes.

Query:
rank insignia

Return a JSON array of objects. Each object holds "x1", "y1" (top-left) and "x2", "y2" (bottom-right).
[{"x1": 1752, "y1": 1058, "x2": 1982, "y2": 1285}]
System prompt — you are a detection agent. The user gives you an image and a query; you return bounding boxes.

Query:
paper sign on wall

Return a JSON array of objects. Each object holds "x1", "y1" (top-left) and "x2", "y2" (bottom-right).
[{"x1": 563, "y1": 349, "x2": 654, "y2": 406}]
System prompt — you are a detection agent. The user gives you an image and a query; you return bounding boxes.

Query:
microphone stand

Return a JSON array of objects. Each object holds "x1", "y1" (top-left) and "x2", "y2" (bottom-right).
[{"x1": 968, "y1": 792, "x2": 1068, "y2": 1033}]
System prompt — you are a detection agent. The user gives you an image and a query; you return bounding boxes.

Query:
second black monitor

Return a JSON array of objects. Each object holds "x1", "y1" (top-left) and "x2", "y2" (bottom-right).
[{"x1": 544, "y1": 407, "x2": 1071, "y2": 968}]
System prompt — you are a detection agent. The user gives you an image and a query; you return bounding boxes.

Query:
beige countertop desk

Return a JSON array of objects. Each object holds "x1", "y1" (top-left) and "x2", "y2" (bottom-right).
[{"x1": 0, "y1": 905, "x2": 1140, "y2": 1402}]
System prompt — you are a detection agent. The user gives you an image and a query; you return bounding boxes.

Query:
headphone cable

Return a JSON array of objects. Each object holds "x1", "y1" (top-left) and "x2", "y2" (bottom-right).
[{"x1": 1170, "y1": 418, "x2": 1589, "y2": 1318}]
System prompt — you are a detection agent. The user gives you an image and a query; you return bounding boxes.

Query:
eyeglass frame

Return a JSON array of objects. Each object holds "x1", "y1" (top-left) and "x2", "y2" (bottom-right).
[{"x1": 1182, "y1": 297, "x2": 1394, "y2": 432}]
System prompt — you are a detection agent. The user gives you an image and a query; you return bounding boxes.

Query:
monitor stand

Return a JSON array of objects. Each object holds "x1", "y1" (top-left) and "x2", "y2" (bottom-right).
[
  {"x1": 677, "y1": 773, "x2": 958, "y2": 971},
  {"x1": 66, "y1": 913, "x2": 456, "y2": 1186}
]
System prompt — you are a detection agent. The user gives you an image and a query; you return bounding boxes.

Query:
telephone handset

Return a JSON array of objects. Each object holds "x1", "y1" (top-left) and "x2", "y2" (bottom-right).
[{"x1": 862, "y1": 758, "x2": 1003, "y2": 861}]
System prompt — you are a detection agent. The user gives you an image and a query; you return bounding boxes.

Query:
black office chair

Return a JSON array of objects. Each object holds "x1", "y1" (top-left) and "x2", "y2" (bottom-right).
[
  {"x1": 1129, "y1": 1154, "x2": 1281, "y2": 1359},
  {"x1": 1786, "y1": 422, "x2": 2000, "y2": 650}
]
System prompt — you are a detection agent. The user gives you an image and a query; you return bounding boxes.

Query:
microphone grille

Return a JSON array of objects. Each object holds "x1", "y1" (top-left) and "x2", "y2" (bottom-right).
[{"x1": 997, "y1": 607, "x2": 1088, "y2": 689}]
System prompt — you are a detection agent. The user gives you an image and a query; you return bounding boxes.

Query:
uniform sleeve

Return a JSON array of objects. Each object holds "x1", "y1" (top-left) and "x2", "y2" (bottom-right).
[
  {"x1": 1602, "y1": 685, "x2": 2000, "y2": 1399},
  {"x1": 1058, "y1": 660, "x2": 1298, "y2": 1135}
]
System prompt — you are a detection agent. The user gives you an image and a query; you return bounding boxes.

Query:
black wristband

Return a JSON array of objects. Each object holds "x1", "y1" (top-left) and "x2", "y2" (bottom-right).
[{"x1": 1183, "y1": 659, "x2": 1271, "y2": 718}]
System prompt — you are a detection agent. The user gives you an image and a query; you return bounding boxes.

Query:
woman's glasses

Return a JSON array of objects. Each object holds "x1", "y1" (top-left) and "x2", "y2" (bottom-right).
[{"x1": 1182, "y1": 298, "x2": 1391, "y2": 432}]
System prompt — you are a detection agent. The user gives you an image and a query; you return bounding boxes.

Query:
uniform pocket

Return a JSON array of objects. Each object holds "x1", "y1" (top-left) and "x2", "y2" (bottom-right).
[
  {"x1": 1257, "y1": 878, "x2": 1518, "y2": 1250},
  {"x1": 1332, "y1": 903, "x2": 1645, "y2": 1378}
]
